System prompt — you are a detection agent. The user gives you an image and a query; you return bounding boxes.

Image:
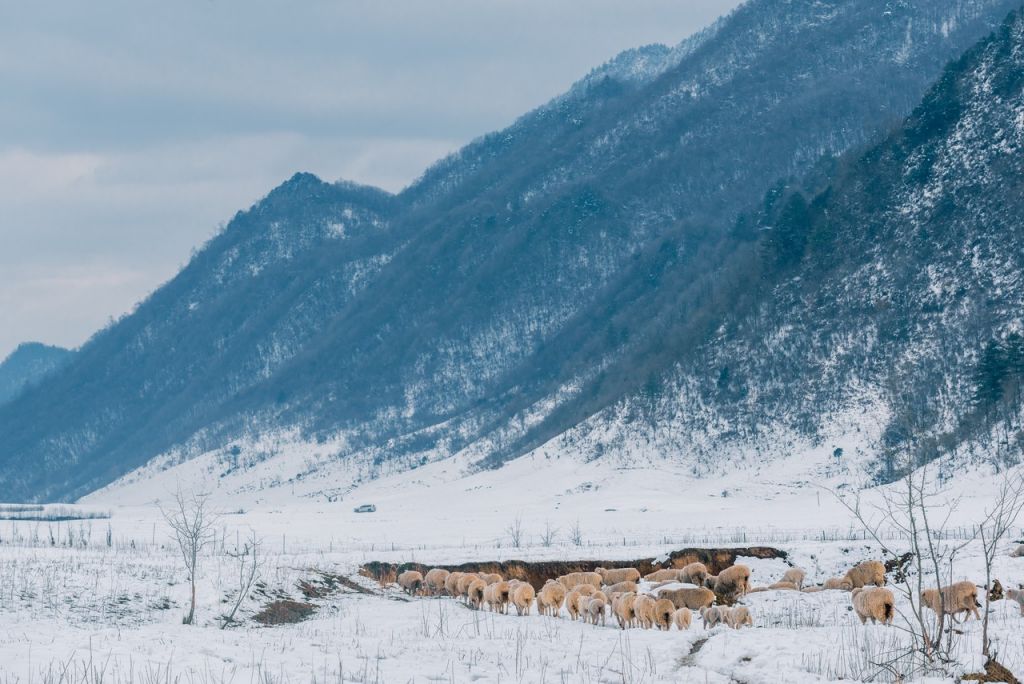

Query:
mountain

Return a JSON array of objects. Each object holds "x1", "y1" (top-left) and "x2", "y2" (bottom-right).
[
  {"x1": 0, "y1": 0, "x2": 1020, "y2": 502},
  {"x1": 550, "y1": 6, "x2": 1024, "y2": 483},
  {"x1": 0, "y1": 343, "x2": 73, "y2": 405}
]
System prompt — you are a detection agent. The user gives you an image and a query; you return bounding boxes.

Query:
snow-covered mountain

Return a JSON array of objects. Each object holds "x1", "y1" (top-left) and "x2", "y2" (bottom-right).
[
  {"x1": 0, "y1": 343, "x2": 73, "y2": 406},
  {"x1": 551, "y1": 6, "x2": 1024, "y2": 483},
  {"x1": 0, "y1": 0, "x2": 1021, "y2": 502}
]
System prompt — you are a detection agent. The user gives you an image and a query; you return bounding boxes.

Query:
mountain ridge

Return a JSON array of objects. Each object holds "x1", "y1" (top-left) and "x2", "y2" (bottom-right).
[{"x1": 1, "y1": 0, "x2": 1021, "y2": 501}]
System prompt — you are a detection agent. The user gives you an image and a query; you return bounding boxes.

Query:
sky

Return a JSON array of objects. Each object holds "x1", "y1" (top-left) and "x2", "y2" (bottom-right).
[{"x1": 0, "y1": 0, "x2": 741, "y2": 361}]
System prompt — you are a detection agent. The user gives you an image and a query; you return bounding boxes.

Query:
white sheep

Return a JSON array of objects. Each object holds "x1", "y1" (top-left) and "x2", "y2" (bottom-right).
[
  {"x1": 851, "y1": 587, "x2": 895, "y2": 625},
  {"x1": 397, "y1": 570, "x2": 423, "y2": 596}
]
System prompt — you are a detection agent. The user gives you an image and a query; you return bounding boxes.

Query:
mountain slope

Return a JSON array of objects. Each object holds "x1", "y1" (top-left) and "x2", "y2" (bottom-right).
[
  {"x1": 549, "y1": 7, "x2": 1024, "y2": 482},
  {"x1": 0, "y1": 0, "x2": 1020, "y2": 501},
  {"x1": 0, "y1": 343, "x2": 73, "y2": 405}
]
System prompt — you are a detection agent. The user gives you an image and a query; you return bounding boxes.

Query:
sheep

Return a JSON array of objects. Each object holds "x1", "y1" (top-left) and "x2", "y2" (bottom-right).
[
  {"x1": 653, "y1": 598, "x2": 676, "y2": 630},
  {"x1": 584, "y1": 596, "x2": 607, "y2": 626},
  {"x1": 484, "y1": 581, "x2": 512, "y2": 614},
  {"x1": 1010, "y1": 544, "x2": 1024, "y2": 558},
  {"x1": 613, "y1": 592, "x2": 637, "y2": 629},
  {"x1": 566, "y1": 584, "x2": 597, "y2": 620},
  {"x1": 537, "y1": 580, "x2": 566, "y2": 617},
  {"x1": 920, "y1": 581, "x2": 981, "y2": 622},
  {"x1": 747, "y1": 581, "x2": 800, "y2": 594},
  {"x1": 445, "y1": 571, "x2": 465, "y2": 597},
  {"x1": 596, "y1": 567, "x2": 641, "y2": 585},
  {"x1": 480, "y1": 573, "x2": 504, "y2": 585},
  {"x1": 644, "y1": 568, "x2": 682, "y2": 583},
  {"x1": 603, "y1": 580, "x2": 638, "y2": 597},
  {"x1": 703, "y1": 575, "x2": 718, "y2": 590},
  {"x1": 804, "y1": 577, "x2": 853, "y2": 592},
  {"x1": 511, "y1": 582, "x2": 536, "y2": 616},
  {"x1": 558, "y1": 572, "x2": 602, "y2": 590},
  {"x1": 680, "y1": 562, "x2": 709, "y2": 587},
  {"x1": 844, "y1": 560, "x2": 886, "y2": 589},
  {"x1": 673, "y1": 607, "x2": 692, "y2": 630},
  {"x1": 700, "y1": 606, "x2": 728, "y2": 629},
  {"x1": 726, "y1": 605, "x2": 753, "y2": 628},
  {"x1": 851, "y1": 587, "x2": 895, "y2": 625},
  {"x1": 781, "y1": 568, "x2": 806, "y2": 590},
  {"x1": 397, "y1": 570, "x2": 424, "y2": 596},
  {"x1": 633, "y1": 594, "x2": 657, "y2": 629},
  {"x1": 456, "y1": 573, "x2": 480, "y2": 600},
  {"x1": 467, "y1": 578, "x2": 487, "y2": 610},
  {"x1": 715, "y1": 564, "x2": 751, "y2": 598},
  {"x1": 424, "y1": 568, "x2": 450, "y2": 596},
  {"x1": 1006, "y1": 587, "x2": 1024, "y2": 616},
  {"x1": 657, "y1": 586, "x2": 716, "y2": 611}
]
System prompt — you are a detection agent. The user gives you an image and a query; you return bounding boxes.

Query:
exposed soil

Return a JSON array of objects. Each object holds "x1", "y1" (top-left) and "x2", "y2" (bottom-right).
[
  {"x1": 253, "y1": 600, "x2": 317, "y2": 625},
  {"x1": 360, "y1": 546, "x2": 786, "y2": 590},
  {"x1": 963, "y1": 658, "x2": 1020, "y2": 683}
]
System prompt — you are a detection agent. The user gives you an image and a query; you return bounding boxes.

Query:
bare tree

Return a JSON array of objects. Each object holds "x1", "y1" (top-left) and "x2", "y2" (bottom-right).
[
  {"x1": 834, "y1": 462, "x2": 974, "y2": 677},
  {"x1": 977, "y1": 475, "x2": 1024, "y2": 658},
  {"x1": 505, "y1": 515, "x2": 524, "y2": 549},
  {"x1": 569, "y1": 519, "x2": 584, "y2": 547},
  {"x1": 221, "y1": 529, "x2": 264, "y2": 629},
  {"x1": 540, "y1": 520, "x2": 558, "y2": 548},
  {"x1": 162, "y1": 489, "x2": 218, "y2": 625}
]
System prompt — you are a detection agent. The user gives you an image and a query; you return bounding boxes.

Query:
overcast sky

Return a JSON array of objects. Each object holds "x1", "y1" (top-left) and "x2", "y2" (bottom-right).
[{"x1": 0, "y1": 0, "x2": 741, "y2": 361}]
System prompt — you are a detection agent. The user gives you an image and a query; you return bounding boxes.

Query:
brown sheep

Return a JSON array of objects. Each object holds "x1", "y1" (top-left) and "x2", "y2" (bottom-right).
[
  {"x1": 851, "y1": 587, "x2": 895, "y2": 625},
  {"x1": 726, "y1": 605, "x2": 753, "y2": 628},
  {"x1": 1006, "y1": 587, "x2": 1024, "y2": 615},
  {"x1": 480, "y1": 573, "x2": 504, "y2": 586},
  {"x1": 658, "y1": 586, "x2": 716, "y2": 611},
  {"x1": 844, "y1": 561, "x2": 886, "y2": 589},
  {"x1": 566, "y1": 584, "x2": 597, "y2": 620},
  {"x1": 584, "y1": 596, "x2": 607, "y2": 626},
  {"x1": 633, "y1": 594, "x2": 657, "y2": 629},
  {"x1": 456, "y1": 573, "x2": 479, "y2": 600},
  {"x1": 781, "y1": 568, "x2": 806, "y2": 590},
  {"x1": 700, "y1": 605, "x2": 728, "y2": 629},
  {"x1": 597, "y1": 567, "x2": 641, "y2": 585},
  {"x1": 512, "y1": 581, "x2": 536, "y2": 618},
  {"x1": 920, "y1": 581, "x2": 981, "y2": 622},
  {"x1": 715, "y1": 564, "x2": 751, "y2": 598},
  {"x1": 467, "y1": 578, "x2": 487, "y2": 610},
  {"x1": 445, "y1": 571, "x2": 465, "y2": 597},
  {"x1": 424, "y1": 568, "x2": 450, "y2": 596},
  {"x1": 703, "y1": 575, "x2": 718, "y2": 590},
  {"x1": 680, "y1": 562, "x2": 709, "y2": 587},
  {"x1": 673, "y1": 607, "x2": 692, "y2": 630},
  {"x1": 397, "y1": 570, "x2": 424, "y2": 596},
  {"x1": 558, "y1": 572, "x2": 602, "y2": 590},
  {"x1": 537, "y1": 580, "x2": 566, "y2": 617},
  {"x1": 603, "y1": 580, "x2": 638, "y2": 596},
  {"x1": 644, "y1": 569, "x2": 682, "y2": 583},
  {"x1": 653, "y1": 598, "x2": 676, "y2": 631},
  {"x1": 613, "y1": 592, "x2": 637, "y2": 629}
]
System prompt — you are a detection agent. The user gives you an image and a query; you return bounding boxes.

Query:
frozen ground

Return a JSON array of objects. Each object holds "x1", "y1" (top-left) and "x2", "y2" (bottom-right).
[{"x1": 1, "y1": 444, "x2": 1023, "y2": 682}]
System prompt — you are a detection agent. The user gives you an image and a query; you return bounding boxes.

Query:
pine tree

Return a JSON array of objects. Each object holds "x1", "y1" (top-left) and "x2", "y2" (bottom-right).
[{"x1": 973, "y1": 339, "x2": 1009, "y2": 408}]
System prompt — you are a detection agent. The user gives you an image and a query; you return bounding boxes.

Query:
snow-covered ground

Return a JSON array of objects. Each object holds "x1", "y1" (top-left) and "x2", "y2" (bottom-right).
[{"x1": 2, "y1": 443, "x2": 1023, "y2": 682}]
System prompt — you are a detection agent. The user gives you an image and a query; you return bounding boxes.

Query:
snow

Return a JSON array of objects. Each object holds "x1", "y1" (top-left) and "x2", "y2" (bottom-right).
[{"x1": 0, "y1": 439, "x2": 1021, "y2": 682}]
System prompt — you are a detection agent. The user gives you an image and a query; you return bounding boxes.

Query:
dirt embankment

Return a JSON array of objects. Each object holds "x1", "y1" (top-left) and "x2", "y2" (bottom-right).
[{"x1": 360, "y1": 546, "x2": 786, "y2": 590}]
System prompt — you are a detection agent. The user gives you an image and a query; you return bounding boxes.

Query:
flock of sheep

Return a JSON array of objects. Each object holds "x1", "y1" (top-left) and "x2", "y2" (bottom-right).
[{"x1": 387, "y1": 557, "x2": 982, "y2": 631}]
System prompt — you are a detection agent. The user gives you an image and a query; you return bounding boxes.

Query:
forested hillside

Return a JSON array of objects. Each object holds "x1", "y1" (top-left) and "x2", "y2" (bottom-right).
[{"x1": 0, "y1": 0, "x2": 1019, "y2": 501}]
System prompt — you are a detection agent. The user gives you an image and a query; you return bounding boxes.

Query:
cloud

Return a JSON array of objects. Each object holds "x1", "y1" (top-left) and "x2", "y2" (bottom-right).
[{"x1": 0, "y1": 0, "x2": 741, "y2": 359}]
